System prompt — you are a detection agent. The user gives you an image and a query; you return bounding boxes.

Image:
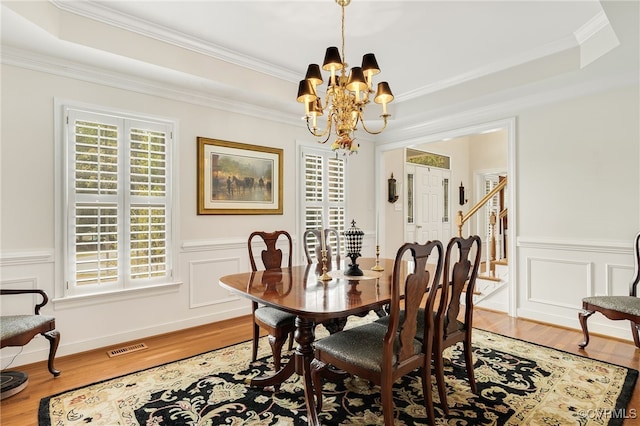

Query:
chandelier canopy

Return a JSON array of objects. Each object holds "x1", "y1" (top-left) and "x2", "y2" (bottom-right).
[{"x1": 296, "y1": 0, "x2": 394, "y2": 155}]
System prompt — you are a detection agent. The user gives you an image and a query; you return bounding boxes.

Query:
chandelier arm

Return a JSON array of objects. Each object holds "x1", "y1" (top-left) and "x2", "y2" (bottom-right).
[
  {"x1": 306, "y1": 115, "x2": 333, "y2": 142},
  {"x1": 358, "y1": 113, "x2": 389, "y2": 135}
]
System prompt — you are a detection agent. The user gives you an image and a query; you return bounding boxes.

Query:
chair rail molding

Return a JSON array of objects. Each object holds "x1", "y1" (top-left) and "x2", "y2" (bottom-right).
[
  {"x1": 0, "y1": 250, "x2": 54, "y2": 267},
  {"x1": 517, "y1": 236, "x2": 633, "y2": 254}
]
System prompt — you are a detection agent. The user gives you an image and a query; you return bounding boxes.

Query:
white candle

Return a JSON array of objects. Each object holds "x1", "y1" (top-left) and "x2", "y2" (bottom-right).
[
  {"x1": 376, "y1": 213, "x2": 380, "y2": 246},
  {"x1": 320, "y1": 213, "x2": 326, "y2": 252}
]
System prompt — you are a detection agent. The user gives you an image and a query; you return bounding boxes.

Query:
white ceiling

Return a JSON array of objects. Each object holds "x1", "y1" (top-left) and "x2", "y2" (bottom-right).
[{"x1": 1, "y1": 0, "x2": 638, "y2": 141}]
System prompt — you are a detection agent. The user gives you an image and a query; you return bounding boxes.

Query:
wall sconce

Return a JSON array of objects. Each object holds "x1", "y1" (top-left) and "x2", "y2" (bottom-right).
[
  {"x1": 459, "y1": 182, "x2": 467, "y2": 205},
  {"x1": 388, "y1": 173, "x2": 399, "y2": 203}
]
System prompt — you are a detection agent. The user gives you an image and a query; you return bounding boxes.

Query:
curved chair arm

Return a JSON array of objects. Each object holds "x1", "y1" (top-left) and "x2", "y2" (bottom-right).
[{"x1": 1, "y1": 289, "x2": 49, "y2": 315}]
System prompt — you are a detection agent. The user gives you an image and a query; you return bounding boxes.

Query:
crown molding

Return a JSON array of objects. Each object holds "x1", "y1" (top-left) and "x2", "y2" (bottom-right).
[
  {"x1": 574, "y1": 10, "x2": 610, "y2": 45},
  {"x1": 1, "y1": 46, "x2": 297, "y2": 128},
  {"x1": 2, "y1": 43, "x2": 636, "y2": 147},
  {"x1": 49, "y1": 0, "x2": 603, "y2": 109},
  {"x1": 382, "y1": 68, "x2": 638, "y2": 143},
  {"x1": 49, "y1": 0, "x2": 300, "y2": 83},
  {"x1": 396, "y1": 34, "x2": 579, "y2": 103}
]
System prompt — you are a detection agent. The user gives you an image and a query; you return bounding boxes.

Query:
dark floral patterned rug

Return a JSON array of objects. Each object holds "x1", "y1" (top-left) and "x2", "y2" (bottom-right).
[{"x1": 39, "y1": 325, "x2": 637, "y2": 426}]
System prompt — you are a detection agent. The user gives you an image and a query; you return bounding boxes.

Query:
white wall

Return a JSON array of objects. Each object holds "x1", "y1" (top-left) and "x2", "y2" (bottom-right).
[
  {"x1": 515, "y1": 86, "x2": 640, "y2": 333},
  {"x1": 0, "y1": 64, "x2": 376, "y2": 367}
]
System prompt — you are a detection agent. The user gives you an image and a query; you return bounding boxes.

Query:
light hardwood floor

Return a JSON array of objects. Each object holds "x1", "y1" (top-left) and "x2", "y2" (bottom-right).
[{"x1": 1, "y1": 309, "x2": 639, "y2": 425}]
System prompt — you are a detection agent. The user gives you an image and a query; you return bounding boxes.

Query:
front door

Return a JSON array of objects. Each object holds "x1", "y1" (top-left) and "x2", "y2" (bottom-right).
[{"x1": 407, "y1": 164, "x2": 450, "y2": 243}]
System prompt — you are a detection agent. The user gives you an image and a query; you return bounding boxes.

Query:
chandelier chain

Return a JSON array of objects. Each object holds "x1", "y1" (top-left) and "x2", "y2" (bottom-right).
[{"x1": 341, "y1": 3, "x2": 346, "y2": 69}]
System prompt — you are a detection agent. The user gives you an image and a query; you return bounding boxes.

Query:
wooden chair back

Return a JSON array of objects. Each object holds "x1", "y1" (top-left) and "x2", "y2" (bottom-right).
[
  {"x1": 631, "y1": 231, "x2": 640, "y2": 297},
  {"x1": 432, "y1": 235, "x2": 481, "y2": 414},
  {"x1": 303, "y1": 228, "x2": 341, "y2": 265},
  {"x1": 312, "y1": 240, "x2": 444, "y2": 425},
  {"x1": 436, "y1": 235, "x2": 482, "y2": 344},
  {"x1": 248, "y1": 230, "x2": 293, "y2": 271},
  {"x1": 387, "y1": 240, "x2": 445, "y2": 363}
]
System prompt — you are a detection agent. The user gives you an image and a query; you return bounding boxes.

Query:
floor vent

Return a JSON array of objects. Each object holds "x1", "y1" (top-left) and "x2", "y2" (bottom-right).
[{"x1": 107, "y1": 342, "x2": 148, "y2": 358}]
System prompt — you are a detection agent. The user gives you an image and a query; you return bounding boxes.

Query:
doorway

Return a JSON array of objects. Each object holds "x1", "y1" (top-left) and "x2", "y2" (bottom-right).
[{"x1": 378, "y1": 117, "x2": 516, "y2": 315}]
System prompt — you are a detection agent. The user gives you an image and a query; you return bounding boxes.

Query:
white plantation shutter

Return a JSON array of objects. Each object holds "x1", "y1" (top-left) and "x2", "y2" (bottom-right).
[
  {"x1": 302, "y1": 148, "x2": 347, "y2": 261},
  {"x1": 327, "y1": 157, "x2": 346, "y2": 236},
  {"x1": 66, "y1": 108, "x2": 173, "y2": 296}
]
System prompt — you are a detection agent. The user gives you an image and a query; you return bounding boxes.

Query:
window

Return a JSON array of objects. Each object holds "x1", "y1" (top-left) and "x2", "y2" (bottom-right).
[
  {"x1": 407, "y1": 172, "x2": 414, "y2": 224},
  {"x1": 63, "y1": 106, "x2": 174, "y2": 296},
  {"x1": 301, "y1": 148, "x2": 347, "y2": 261},
  {"x1": 443, "y1": 178, "x2": 449, "y2": 223}
]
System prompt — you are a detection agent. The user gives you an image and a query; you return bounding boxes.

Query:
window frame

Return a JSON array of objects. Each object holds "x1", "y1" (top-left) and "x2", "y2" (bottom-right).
[
  {"x1": 55, "y1": 100, "x2": 178, "y2": 299},
  {"x1": 297, "y1": 144, "x2": 348, "y2": 264}
]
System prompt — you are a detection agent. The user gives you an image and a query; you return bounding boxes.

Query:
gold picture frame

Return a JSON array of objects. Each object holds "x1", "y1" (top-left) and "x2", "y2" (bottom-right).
[{"x1": 197, "y1": 137, "x2": 283, "y2": 215}]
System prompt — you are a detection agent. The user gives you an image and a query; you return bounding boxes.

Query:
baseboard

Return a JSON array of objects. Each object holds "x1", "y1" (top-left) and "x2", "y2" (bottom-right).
[{"x1": 2, "y1": 306, "x2": 251, "y2": 369}]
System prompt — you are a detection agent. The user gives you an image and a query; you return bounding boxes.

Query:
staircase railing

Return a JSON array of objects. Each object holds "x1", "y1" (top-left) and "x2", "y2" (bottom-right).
[
  {"x1": 456, "y1": 177, "x2": 507, "y2": 280},
  {"x1": 455, "y1": 177, "x2": 507, "y2": 237}
]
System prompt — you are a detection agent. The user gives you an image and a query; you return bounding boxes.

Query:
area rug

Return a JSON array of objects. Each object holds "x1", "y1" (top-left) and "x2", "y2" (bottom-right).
[{"x1": 39, "y1": 326, "x2": 637, "y2": 426}]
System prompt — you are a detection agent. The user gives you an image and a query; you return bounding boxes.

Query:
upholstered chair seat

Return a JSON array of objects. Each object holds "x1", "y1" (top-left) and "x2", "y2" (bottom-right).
[
  {"x1": 579, "y1": 232, "x2": 640, "y2": 349},
  {"x1": 1, "y1": 315, "x2": 56, "y2": 344},
  {"x1": 254, "y1": 306, "x2": 297, "y2": 329},
  {"x1": 314, "y1": 322, "x2": 422, "y2": 373},
  {"x1": 582, "y1": 296, "x2": 640, "y2": 316}
]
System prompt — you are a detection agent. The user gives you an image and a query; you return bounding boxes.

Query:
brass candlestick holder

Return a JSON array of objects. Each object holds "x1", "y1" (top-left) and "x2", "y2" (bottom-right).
[
  {"x1": 320, "y1": 249, "x2": 331, "y2": 281},
  {"x1": 371, "y1": 244, "x2": 384, "y2": 271}
]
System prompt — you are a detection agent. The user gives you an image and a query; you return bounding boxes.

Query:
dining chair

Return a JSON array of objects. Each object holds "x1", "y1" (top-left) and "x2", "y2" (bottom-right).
[
  {"x1": 248, "y1": 230, "x2": 296, "y2": 372},
  {"x1": 311, "y1": 240, "x2": 444, "y2": 425},
  {"x1": 303, "y1": 228, "x2": 341, "y2": 265},
  {"x1": 579, "y1": 231, "x2": 640, "y2": 349},
  {"x1": 0, "y1": 289, "x2": 61, "y2": 377},
  {"x1": 432, "y1": 235, "x2": 482, "y2": 414}
]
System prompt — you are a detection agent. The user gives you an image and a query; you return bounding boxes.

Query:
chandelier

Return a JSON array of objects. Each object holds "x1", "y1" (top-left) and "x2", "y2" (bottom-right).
[{"x1": 296, "y1": 0, "x2": 394, "y2": 155}]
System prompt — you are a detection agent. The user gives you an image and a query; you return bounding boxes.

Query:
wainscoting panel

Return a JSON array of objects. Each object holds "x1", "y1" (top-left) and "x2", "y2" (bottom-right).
[
  {"x1": 189, "y1": 257, "x2": 242, "y2": 309},
  {"x1": 606, "y1": 263, "x2": 635, "y2": 297},
  {"x1": 517, "y1": 237, "x2": 636, "y2": 342},
  {"x1": 526, "y1": 257, "x2": 592, "y2": 309}
]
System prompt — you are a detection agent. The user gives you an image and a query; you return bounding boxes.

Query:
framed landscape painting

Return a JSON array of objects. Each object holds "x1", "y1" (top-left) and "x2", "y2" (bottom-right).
[{"x1": 197, "y1": 137, "x2": 283, "y2": 215}]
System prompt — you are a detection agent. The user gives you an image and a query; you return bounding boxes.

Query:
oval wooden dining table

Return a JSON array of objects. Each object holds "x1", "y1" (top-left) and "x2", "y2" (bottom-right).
[{"x1": 218, "y1": 257, "x2": 406, "y2": 426}]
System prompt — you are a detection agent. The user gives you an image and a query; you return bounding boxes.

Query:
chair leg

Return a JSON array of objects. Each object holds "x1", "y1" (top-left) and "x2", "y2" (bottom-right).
[
  {"x1": 578, "y1": 310, "x2": 595, "y2": 349},
  {"x1": 463, "y1": 338, "x2": 477, "y2": 394},
  {"x1": 631, "y1": 321, "x2": 640, "y2": 349},
  {"x1": 310, "y1": 360, "x2": 349, "y2": 410},
  {"x1": 43, "y1": 330, "x2": 61, "y2": 377},
  {"x1": 381, "y1": 376, "x2": 395, "y2": 426},
  {"x1": 420, "y1": 365, "x2": 435, "y2": 426},
  {"x1": 433, "y1": 347, "x2": 449, "y2": 415},
  {"x1": 310, "y1": 359, "x2": 326, "y2": 410},
  {"x1": 267, "y1": 334, "x2": 287, "y2": 372},
  {"x1": 252, "y1": 321, "x2": 260, "y2": 362}
]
